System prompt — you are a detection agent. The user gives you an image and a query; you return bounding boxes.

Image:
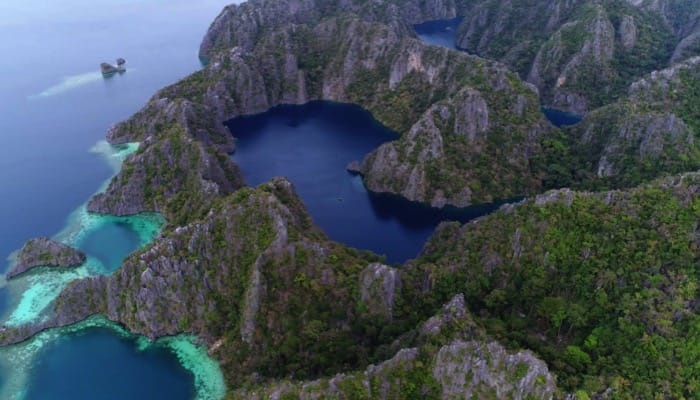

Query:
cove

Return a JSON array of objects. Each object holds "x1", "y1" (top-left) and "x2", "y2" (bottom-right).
[
  {"x1": 541, "y1": 107, "x2": 583, "y2": 127},
  {"x1": 0, "y1": 1, "x2": 234, "y2": 398},
  {"x1": 414, "y1": 17, "x2": 462, "y2": 49},
  {"x1": 0, "y1": 143, "x2": 164, "y2": 328},
  {"x1": 0, "y1": 316, "x2": 225, "y2": 400},
  {"x1": 228, "y1": 101, "x2": 506, "y2": 264}
]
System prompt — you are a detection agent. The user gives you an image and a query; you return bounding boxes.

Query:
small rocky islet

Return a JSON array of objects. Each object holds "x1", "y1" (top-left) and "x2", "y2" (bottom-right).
[
  {"x1": 100, "y1": 58, "x2": 126, "y2": 76},
  {"x1": 6, "y1": 237, "x2": 85, "y2": 279},
  {"x1": 3, "y1": 0, "x2": 700, "y2": 399}
]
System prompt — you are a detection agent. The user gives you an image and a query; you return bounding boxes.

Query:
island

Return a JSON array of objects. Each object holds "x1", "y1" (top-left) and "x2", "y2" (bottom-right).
[
  {"x1": 2, "y1": 0, "x2": 699, "y2": 398},
  {"x1": 100, "y1": 58, "x2": 126, "y2": 76},
  {"x1": 6, "y1": 237, "x2": 86, "y2": 279}
]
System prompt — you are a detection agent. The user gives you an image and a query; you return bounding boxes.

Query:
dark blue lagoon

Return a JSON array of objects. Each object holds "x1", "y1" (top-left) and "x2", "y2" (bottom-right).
[
  {"x1": 228, "y1": 101, "x2": 505, "y2": 264},
  {"x1": 414, "y1": 17, "x2": 462, "y2": 49},
  {"x1": 0, "y1": 0, "x2": 234, "y2": 399},
  {"x1": 541, "y1": 107, "x2": 583, "y2": 127}
]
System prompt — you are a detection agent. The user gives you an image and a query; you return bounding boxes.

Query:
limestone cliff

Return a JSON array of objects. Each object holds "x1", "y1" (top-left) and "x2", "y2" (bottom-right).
[
  {"x1": 409, "y1": 172, "x2": 700, "y2": 397},
  {"x1": 5, "y1": 238, "x2": 86, "y2": 279},
  {"x1": 56, "y1": 178, "x2": 395, "y2": 384},
  {"x1": 456, "y1": 0, "x2": 679, "y2": 113},
  {"x1": 558, "y1": 56, "x2": 700, "y2": 189},
  {"x1": 88, "y1": 124, "x2": 244, "y2": 225},
  {"x1": 230, "y1": 295, "x2": 560, "y2": 400},
  {"x1": 98, "y1": 3, "x2": 553, "y2": 211}
]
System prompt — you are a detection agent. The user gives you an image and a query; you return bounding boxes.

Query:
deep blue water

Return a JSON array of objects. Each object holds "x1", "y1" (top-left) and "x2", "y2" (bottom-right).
[
  {"x1": 414, "y1": 17, "x2": 462, "y2": 49},
  {"x1": 24, "y1": 329, "x2": 193, "y2": 400},
  {"x1": 0, "y1": 0, "x2": 236, "y2": 398},
  {"x1": 228, "y1": 101, "x2": 505, "y2": 264},
  {"x1": 77, "y1": 222, "x2": 141, "y2": 273},
  {"x1": 542, "y1": 107, "x2": 583, "y2": 127}
]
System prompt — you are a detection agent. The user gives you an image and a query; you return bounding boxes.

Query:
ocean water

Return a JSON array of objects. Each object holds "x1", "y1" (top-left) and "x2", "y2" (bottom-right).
[
  {"x1": 228, "y1": 101, "x2": 506, "y2": 264},
  {"x1": 0, "y1": 1, "x2": 235, "y2": 399}
]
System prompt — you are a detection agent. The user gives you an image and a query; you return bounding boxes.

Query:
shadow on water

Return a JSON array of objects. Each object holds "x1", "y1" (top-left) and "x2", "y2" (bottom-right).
[
  {"x1": 228, "y1": 101, "x2": 515, "y2": 264},
  {"x1": 367, "y1": 191, "x2": 510, "y2": 230}
]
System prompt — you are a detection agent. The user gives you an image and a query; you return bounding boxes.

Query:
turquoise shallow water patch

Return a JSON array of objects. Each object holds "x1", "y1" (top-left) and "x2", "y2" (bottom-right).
[
  {"x1": 0, "y1": 316, "x2": 225, "y2": 400},
  {"x1": 0, "y1": 139, "x2": 226, "y2": 399},
  {"x1": 157, "y1": 336, "x2": 227, "y2": 400},
  {"x1": 1, "y1": 142, "x2": 163, "y2": 326}
]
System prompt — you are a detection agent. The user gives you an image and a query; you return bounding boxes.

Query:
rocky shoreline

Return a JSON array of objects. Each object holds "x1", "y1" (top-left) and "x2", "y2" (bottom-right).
[
  {"x1": 2, "y1": 0, "x2": 699, "y2": 398},
  {"x1": 5, "y1": 238, "x2": 85, "y2": 280}
]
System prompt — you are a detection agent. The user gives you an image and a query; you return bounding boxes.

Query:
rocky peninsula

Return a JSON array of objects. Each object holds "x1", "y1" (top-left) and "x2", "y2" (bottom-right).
[
  {"x1": 2, "y1": 0, "x2": 699, "y2": 398},
  {"x1": 6, "y1": 238, "x2": 86, "y2": 279}
]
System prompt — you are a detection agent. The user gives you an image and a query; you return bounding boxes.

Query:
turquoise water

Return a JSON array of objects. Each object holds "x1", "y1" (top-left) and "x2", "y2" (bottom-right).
[{"x1": 0, "y1": 1, "x2": 234, "y2": 398}]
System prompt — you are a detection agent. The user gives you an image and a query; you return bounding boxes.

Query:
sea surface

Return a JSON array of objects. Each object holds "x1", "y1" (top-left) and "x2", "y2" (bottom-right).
[
  {"x1": 0, "y1": 1, "x2": 235, "y2": 399},
  {"x1": 228, "y1": 101, "x2": 506, "y2": 264}
]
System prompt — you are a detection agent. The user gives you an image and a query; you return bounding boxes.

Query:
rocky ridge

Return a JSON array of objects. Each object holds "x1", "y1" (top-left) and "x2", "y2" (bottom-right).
[
  {"x1": 1, "y1": 0, "x2": 697, "y2": 398},
  {"x1": 556, "y1": 56, "x2": 700, "y2": 189},
  {"x1": 5, "y1": 238, "x2": 86, "y2": 279},
  {"x1": 455, "y1": 0, "x2": 687, "y2": 113},
  {"x1": 409, "y1": 171, "x2": 700, "y2": 397},
  {"x1": 230, "y1": 294, "x2": 559, "y2": 400},
  {"x1": 100, "y1": 0, "x2": 553, "y2": 211}
]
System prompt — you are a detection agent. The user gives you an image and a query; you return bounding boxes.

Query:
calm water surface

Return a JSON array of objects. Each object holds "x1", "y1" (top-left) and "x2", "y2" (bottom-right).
[
  {"x1": 414, "y1": 17, "x2": 462, "y2": 49},
  {"x1": 24, "y1": 329, "x2": 193, "y2": 400},
  {"x1": 0, "y1": 1, "x2": 235, "y2": 398},
  {"x1": 229, "y1": 102, "x2": 505, "y2": 264}
]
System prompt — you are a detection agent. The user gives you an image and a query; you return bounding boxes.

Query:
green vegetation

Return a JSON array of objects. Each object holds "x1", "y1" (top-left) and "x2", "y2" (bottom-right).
[
  {"x1": 547, "y1": 60, "x2": 700, "y2": 192},
  {"x1": 409, "y1": 173, "x2": 700, "y2": 397},
  {"x1": 46, "y1": 1, "x2": 700, "y2": 399},
  {"x1": 457, "y1": 0, "x2": 678, "y2": 110}
]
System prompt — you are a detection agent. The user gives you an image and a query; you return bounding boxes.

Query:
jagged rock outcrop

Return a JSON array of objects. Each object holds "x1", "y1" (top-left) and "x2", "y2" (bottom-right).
[
  {"x1": 96, "y1": 1, "x2": 554, "y2": 211},
  {"x1": 88, "y1": 125, "x2": 244, "y2": 222},
  {"x1": 358, "y1": 263, "x2": 401, "y2": 320},
  {"x1": 455, "y1": 0, "x2": 680, "y2": 112},
  {"x1": 57, "y1": 178, "x2": 388, "y2": 384},
  {"x1": 198, "y1": 0, "x2": 467, "y2": 60},
  {"x1": 361, "y1": 83, "x2": 551, "y2": 206},
  {"x1": 16, "y1": 1, "x2": 698, "y2": 398},
  {"x1": 632, "y1": 0, "x2": 700, "y2": 62},
  {"x1": 410, "y1": 172, "x2": 700, "y2": 398},
  {"x1": 229, "y1": 294, "x2": 560, "y2": 399},
  {"x1": 5, "y1": 238, "x2": 86, "y2": 279},
  {"x1": 559, "y1": 56, "x2": 700, "y2": 188}
]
